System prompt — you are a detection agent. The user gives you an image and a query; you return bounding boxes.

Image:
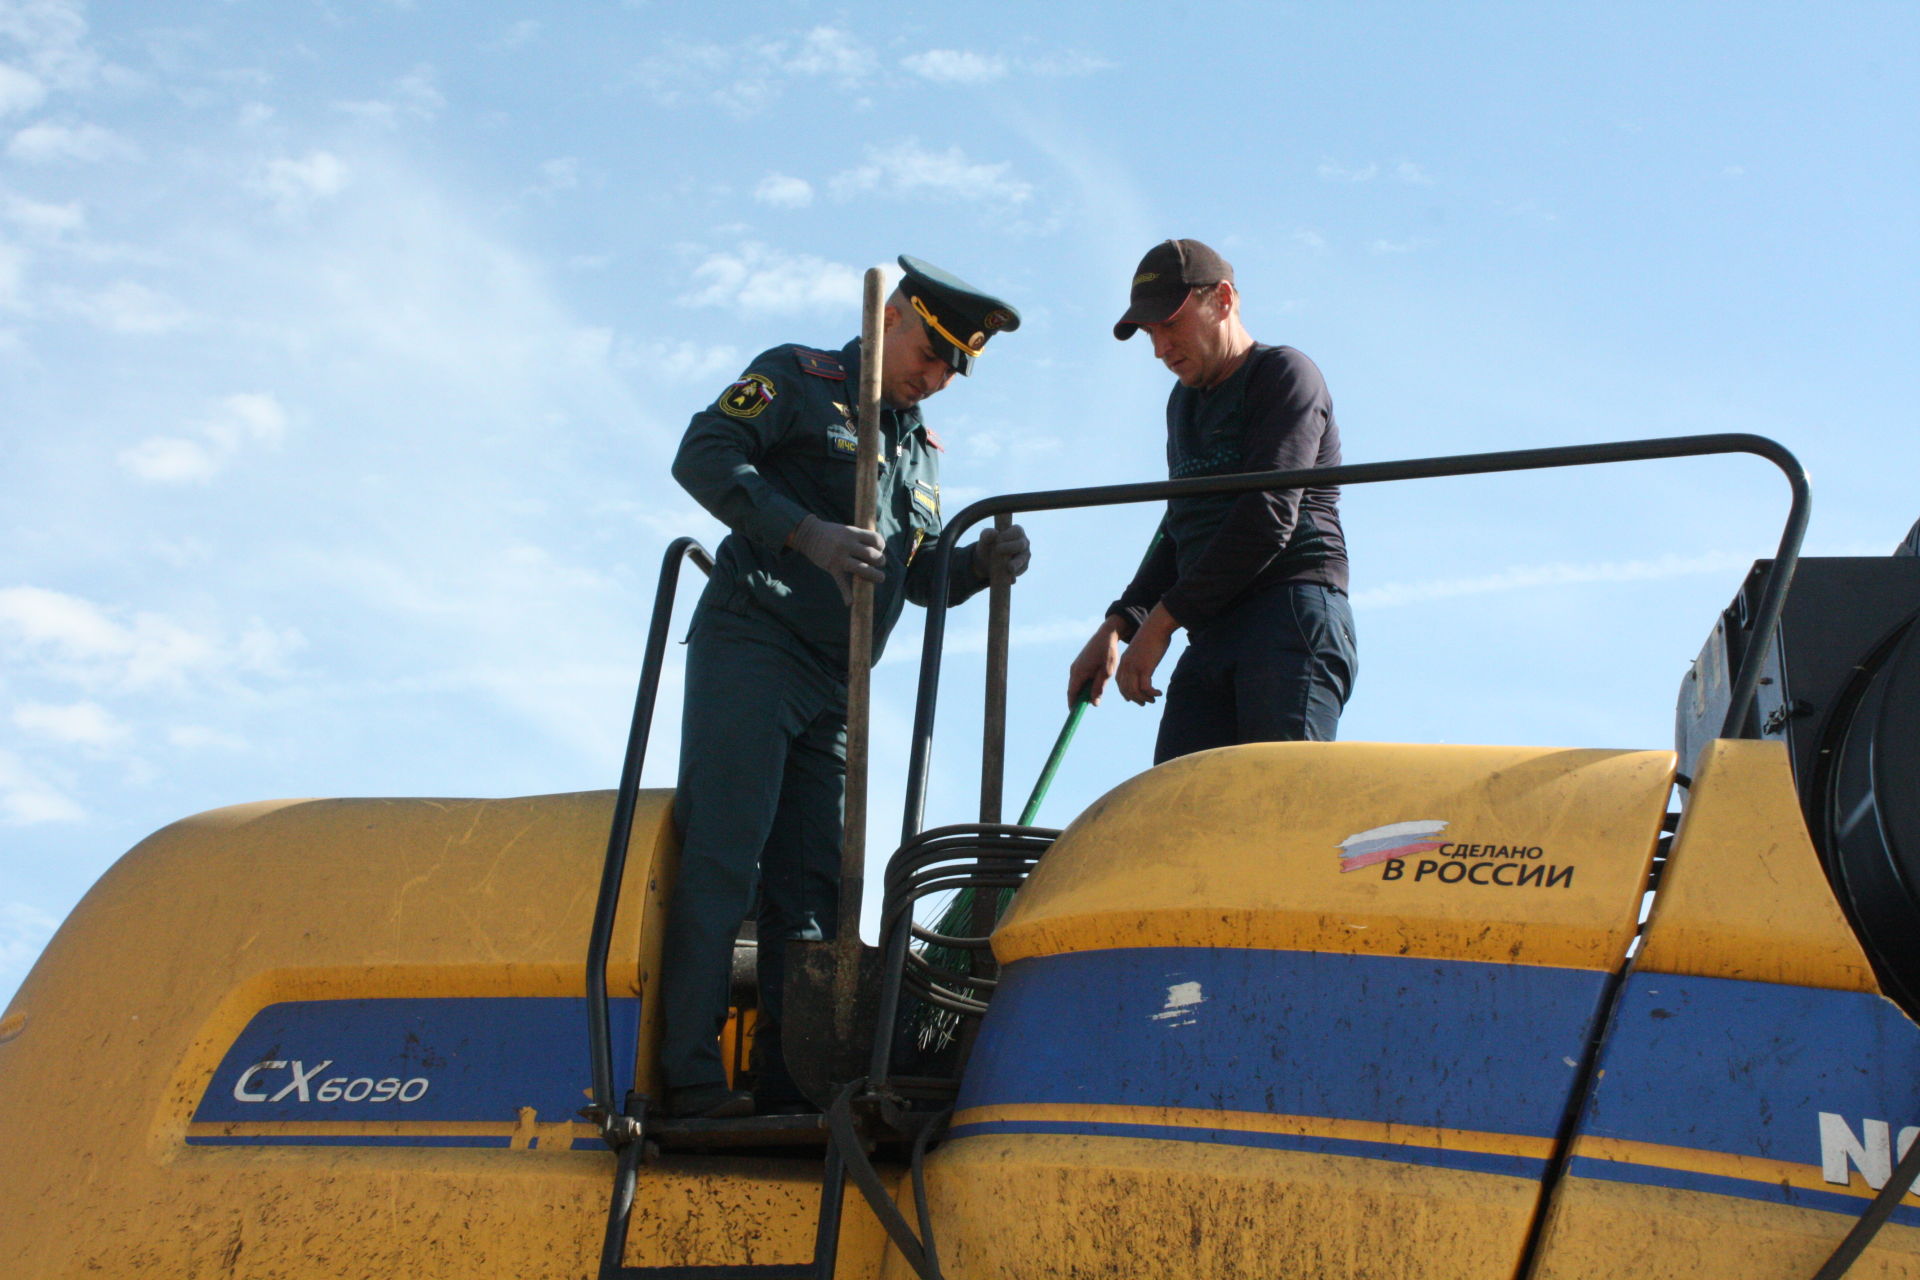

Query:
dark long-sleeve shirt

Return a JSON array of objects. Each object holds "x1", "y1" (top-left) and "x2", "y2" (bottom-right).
[
  {"x1": 1109, "y1": 344, "x2": 1347, "y2": 637},
  {"x1": 672, "y1": 339, "x2": 985, "y2": 672}
]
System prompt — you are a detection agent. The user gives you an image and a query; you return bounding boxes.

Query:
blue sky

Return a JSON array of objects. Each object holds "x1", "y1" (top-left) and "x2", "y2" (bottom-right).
[{"x1": 2, "y1": 1, "x2": 1914, "y2": 1005}]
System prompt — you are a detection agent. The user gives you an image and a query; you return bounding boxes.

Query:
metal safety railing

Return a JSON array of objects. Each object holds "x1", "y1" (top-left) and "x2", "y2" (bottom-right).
[
  {"x1": 867, "y1": 823, "x2": 1060, "y2": 1090},
  {"x1": 903, "y1": 432, "x2": 1811, "y2": 847},
  {"x1": 584, "y1": 535, "x2": 711, "y2": 1143}
]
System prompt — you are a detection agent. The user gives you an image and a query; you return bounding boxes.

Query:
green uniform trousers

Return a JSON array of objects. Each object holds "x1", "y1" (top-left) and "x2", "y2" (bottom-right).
[{"x1": 659, "y1": 603, "x2": 847, "y2": 1100}]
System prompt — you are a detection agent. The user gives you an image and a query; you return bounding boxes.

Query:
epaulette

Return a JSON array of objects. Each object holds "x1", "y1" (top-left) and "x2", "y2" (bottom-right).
[{"x1": 793, "y1": 347, "x2": 845, "y2": 380}]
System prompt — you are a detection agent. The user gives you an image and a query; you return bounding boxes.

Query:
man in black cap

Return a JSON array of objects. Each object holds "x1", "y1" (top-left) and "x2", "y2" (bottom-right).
[
  {"x1": 661, "y1": 256, "x2": 1028, "y2": 1118},
  {"x1": 1068, "y1": 238, "x2": 1356, "y2": 763}
]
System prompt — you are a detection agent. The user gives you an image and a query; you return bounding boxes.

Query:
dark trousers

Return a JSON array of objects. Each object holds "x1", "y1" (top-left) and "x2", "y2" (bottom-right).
[
  {"x1": 658, "y1": 606, "x2": 846, "y2": 1099},
  {"x1": 1153, "y1": 581, "x2": 1357, "y2": 765}
]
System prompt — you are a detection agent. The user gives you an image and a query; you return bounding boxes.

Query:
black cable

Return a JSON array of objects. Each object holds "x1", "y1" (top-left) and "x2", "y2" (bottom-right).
[
  {"x1": 910, "y1": 1108, "x2": 954, "y2": 1279},
  {"x1": 1810, "y1": 1131, "x2": 1920, "y2": 1279},
  {"x1": 824, "y1": 1080, "x2": 943, "y2": 1280}
]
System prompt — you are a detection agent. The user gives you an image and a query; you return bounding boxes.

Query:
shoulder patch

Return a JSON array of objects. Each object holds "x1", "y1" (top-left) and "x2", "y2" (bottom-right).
[
  {"x1": 921, "y1": 426, "x2": 945, "y2": 452},
  {"x1": 719, "y1": 372, "x2": 776, "y2": 419},
  {"x1": 793, "y1": 348, "x2": 846, "y2": 380}
]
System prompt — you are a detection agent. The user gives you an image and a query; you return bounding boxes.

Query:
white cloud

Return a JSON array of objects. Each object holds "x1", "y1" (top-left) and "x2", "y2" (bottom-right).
[
  {"x1": 1320, "y1": 159, "x2": 1434, "y2": 186},
  {"x1": 168, "y1": 724, "x2": 248, "y2": 750},
  {"x1": 634, "y1": 27, "x2": 881, "y2": 116},
  {"x1": 680, "y1": 242, "x2": 862, "y2": 314},
  {"x1": 903, "y1": 46, "x2": 1110, "y2": 82},
  {"x1": 615, "y1": 338, "x2": 743, "y2": 382},
  {"x1": 203, "y1": 391, "x2": 287, "y2": 448},
  {"x1": 52, "y1": 279, "x2": 189, "y2": 333},
  {"x1": 1023, "y1": 51, "x2": 1114, "y2": 77},
  {"x1": 1319, "y1": 161, "x2": 1379, "y2": 182},
  {"x1": 785, "y1": 27, "x2": 873, "y2": 81},
  {"x1": 2, "y1": 192, "x2": 82, "y2": 236},
  {"x1": 334, "y1": 63, "x2": 445, "y2": 128},
  {"x1": 117, "y1": 435, "x2": 218, "y2": 483},
  {"x1": 396, "y1": 64, "x2": 444, "y2": 117},
  {"x1": 119, "y1": 391, "x2": 288, "y2": 484},
  {"x1": 0, "y1": 587, "x2": 209, "y2": 690},
  {"x1": 632, "y1": 38, "x2": 733, "y2": 109},
  {"x1": 487, "y1": 20, "x2": 542, "y2": 51},
  {"x1": 0, "y1": 61, "x2": 45, "y2": 115},
  {"x1": 534, "y1": 156, "x2": 579, "y2": 193},
  {"x1": 0, "y1": 749, "x2": 82, "y2": 824},
  {"x1": 1496, "y1": 198, "x2": 1557, "y2": 222},
  {"x1": 0, "y1": 238, "x2": 23, "y2": 308},
  {"x1": 6, "y1": 119, "x2": 131, "y2": 163},
  {"x1": 829, "y1": 140, "x2": 1032, "y2": 210},
  {"x1": 904, "y1": 50, "x2": 1008, "y2": 84},
  {"x1": 12, "y1": 699, "x2": 128, "y2": 747},
  {"x1": 1351, "y1": 551, "x2": 1753, "y2": 611},
  {"x1": 1369, "y1": 238, "x2": 1419, "y2": 255},
  {"x1": 754, "y1": 173, "x2": 813, "y2": 209},
  {"x1": 249, "y1": 149, "x2": 350, "y2": 214},
  {"x1": 0, "y1": 0, "x2": 97, "y2": 95},
  {"x1": 0, "y1": 586, "x2": 303, "y2": 693},
  {"x1": 1293, "y1": 228, "x2": 1328, "y2": 253}
]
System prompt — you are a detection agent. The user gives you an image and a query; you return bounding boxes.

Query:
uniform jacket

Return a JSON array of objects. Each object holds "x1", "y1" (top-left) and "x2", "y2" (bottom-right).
[{"x1": 672, "y1": 338, "x2": 985, "y2": 672}]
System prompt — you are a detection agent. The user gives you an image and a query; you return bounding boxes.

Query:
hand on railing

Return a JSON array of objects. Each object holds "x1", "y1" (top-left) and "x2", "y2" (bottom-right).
[{"x1": 971, "y1": 523, "x2": 1031, "y2": 581}]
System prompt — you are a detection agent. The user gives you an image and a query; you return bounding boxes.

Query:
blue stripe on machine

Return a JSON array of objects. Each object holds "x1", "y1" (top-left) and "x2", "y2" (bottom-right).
[
  {"x1": 188, "y1": 1134, "x2": 517, "y2": 1149},
  {"x1": 948, "y1": 1117, "x2": 1548, "y2": 1181},
  {"x1": 1576, "y1": 973, "x2": 1920, "y2": 1193},
  {"x1": 956, "y1": 948, "x2": 1610, "y2": 1140},
  {"x1": 189, "y1": 996, "x2": 638, "y2": 1144},
  {"x1": 1569, "y1": 1155, "x2": 1920, "y2": 1229}
]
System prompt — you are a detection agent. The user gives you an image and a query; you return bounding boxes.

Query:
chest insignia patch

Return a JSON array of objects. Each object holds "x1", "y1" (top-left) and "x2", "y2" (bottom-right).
[
  {"x1": 719, "y1": 373, "x2": 776, "y2": 419},
  {"x1": 911, "y1": 480, "x2": 940, "y2": 519},
  {"x1": 827, "y1": 418, "x2": 859, "y2": 456}
]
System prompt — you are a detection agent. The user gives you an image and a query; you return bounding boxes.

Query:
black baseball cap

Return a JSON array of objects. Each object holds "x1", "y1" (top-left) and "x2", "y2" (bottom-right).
[
  {"x1": 1113, "y1": 239, "x2": 1235, "y2": 340},
  {"x1": 897, "y1": 255, "x2": 1021, "y2": 375}
]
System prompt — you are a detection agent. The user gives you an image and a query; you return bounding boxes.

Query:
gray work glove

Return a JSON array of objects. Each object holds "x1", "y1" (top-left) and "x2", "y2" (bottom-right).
[
  {"x1": 790, "y1": 513, "x2": 886, "y2": 604},
  {"x1": 971, "y1": 523, "x2": 1032, "y2": 582}
]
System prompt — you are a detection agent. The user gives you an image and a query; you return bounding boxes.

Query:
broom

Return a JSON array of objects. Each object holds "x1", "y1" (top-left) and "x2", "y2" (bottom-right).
[
  {"x1": 910, "y1": 690, "x2": 1091, "y2": 1043},
  {"x1": 909, "y1": 527, "x2": 1159, "y2": 1045}
]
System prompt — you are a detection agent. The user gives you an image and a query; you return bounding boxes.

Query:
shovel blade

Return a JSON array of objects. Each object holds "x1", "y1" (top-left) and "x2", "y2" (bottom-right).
[{"x1": 781, "y1": 938, "x2": 885, "y2": 1110}]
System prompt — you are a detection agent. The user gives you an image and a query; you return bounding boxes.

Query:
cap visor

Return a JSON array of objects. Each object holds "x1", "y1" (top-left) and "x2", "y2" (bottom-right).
[
  {"x1": 1112, "y1": 289, "x2": 1188, "y2": 340},
  {"x1": 931, "y1": 335, "x2": 974, "y2": 376}
]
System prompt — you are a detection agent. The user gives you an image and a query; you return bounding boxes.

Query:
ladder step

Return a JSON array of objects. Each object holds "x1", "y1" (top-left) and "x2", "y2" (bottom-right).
[
  {"x1": 614, "y1": 1266, "x2": 817, "y2": 1279},
  {"x1": 647, "y1": 1112, "x2": 831, "y2": 1152}
]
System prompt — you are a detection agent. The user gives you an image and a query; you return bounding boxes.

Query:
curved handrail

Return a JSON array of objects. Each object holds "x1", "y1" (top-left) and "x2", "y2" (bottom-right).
[
  {"x1": 585, "y1": 535, "x2": 713, "y2": 1138},
  {"x1": 902, "y1": 432, "x2": 1810, "y2": 843}
]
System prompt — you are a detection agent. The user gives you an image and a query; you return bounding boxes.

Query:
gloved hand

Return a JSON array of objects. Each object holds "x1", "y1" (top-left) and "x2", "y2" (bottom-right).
[
  {"x1": 789, "y1": 514, "x2": 886, "y2": 604},
  {"x1": 971, "y1": 523, "x2": 1032, "y2": 582}
]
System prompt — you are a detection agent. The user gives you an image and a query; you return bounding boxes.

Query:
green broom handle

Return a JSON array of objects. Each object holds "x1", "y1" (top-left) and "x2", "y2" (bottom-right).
[{"x1": 1017, "y1": 691, "x2": 1092, "y2": 827}]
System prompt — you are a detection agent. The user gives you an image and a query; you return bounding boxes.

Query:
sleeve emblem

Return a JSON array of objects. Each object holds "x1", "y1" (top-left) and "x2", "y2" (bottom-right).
[{"x1": 719, "y1": 373, "x2": 777, "y2": 419}]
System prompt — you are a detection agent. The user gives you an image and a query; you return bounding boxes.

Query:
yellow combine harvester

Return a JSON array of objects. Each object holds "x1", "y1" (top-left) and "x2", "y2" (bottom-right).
[{"x1": 3, "y1": 434, "x2": 1918, "y2": 1279}]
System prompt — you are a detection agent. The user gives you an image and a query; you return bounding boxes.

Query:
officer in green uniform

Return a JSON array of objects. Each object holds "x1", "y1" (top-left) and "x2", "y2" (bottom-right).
[{"x1": 662, "y1": 256, "x2": 1029, "y2": 1117}]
